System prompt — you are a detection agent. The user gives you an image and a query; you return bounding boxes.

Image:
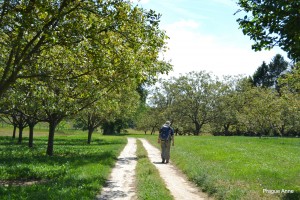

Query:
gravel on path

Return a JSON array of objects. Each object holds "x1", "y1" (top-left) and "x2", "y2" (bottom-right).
[
  {"x1": 96, "y1": 137, "x2": 137, "y2": 200},
  {"x1": 139, "y1": 138, "x2": 212, "y2": 200}
]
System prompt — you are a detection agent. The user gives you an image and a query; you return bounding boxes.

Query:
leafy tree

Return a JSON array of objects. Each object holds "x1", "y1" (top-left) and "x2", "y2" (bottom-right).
[
  {"x1": 75, "y1": 87, "x2": 140, "y2": 142},
  {"x1": 0, "y1": 109, "x2": 28, "y2": 143},
  {"x1": 0, "y1": 1, "x2": 170, "y2": 156},
  {"x1": 237, "y1": 86, "x2": 283, "y2": 136},
  {"x1": 0, "y1": 0, "x2": 170, "y2": 97},
  {"x1": 236, "y1": 0, "x2": 300, "y2": 61},
  {"x1": 211, "y1": 76, "x2": 243, "y2": 135},
  {"x1": 279, "y1": 62, "x2": 300, "y2": 94},
  {"x1": 150, "y1": 72, "x2": 220, "y2": 135},
  {"x1": 147, "y1": 78, "x2": 178, "y2": 133},
  {"x1": 135, "y1": 106, "x2": 165, "y2": 134}
]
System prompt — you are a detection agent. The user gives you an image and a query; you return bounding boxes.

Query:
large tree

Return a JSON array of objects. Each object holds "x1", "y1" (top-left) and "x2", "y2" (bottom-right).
[
  {"x1": 0, "y1": 0, "x2": 171, "y2": 155},
  {"x1": 236, "y1": 0, "x2": 300, "y2": 61},
  {"x1": 0, "y1": 0, "x2": 170, "y2": 97},
  {"x1": 150, "y1": 71, "x2": 220, "y2": 135}
]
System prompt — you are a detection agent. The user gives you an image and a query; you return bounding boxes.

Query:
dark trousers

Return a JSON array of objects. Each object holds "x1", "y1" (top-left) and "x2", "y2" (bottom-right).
[{"x1": 160, "y1": 140, "x2": 171, "y2": 161}]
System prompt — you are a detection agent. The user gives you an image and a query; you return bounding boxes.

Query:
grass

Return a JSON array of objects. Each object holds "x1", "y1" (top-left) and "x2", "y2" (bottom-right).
[
  {"x1": 135, "y1": 139, "x2": 173, "y2": 200},
  {"x1": 2, "y1": 127, "x2": 300, "y2": 200},
  {"x1": 144, "y1": 134, "x2": 300, "y2": 200},
  {"x1": 0, "y1": 130, "x2": 127, "y2": 200}
]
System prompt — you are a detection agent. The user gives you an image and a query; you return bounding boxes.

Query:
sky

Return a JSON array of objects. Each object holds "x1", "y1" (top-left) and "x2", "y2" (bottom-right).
[{"x1": 131, "y1": 0, "x2": 290, "y2": 78}]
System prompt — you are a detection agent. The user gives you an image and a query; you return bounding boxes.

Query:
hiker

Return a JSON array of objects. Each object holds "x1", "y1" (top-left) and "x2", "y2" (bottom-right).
[{"x1": 158, "y1": 121, "x2": 174, "y2": 164}]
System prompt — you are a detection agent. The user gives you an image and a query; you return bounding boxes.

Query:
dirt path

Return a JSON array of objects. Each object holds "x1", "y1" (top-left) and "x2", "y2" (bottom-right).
[
  {"x1": 139, "y1": 138, "x2": 210, "y2": 200},
  {"x1": 96, "y1": 137, "x2": 137, "y2": 200},
  {"x1": 96, "y1": 137, "x2": 211, "y2": 200}
]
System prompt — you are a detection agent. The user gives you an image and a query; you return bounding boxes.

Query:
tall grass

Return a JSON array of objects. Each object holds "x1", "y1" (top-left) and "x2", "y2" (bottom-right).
[
  {"x1": 144, "y1": 135, "x2": 300, "y2": 200},
  {"x1": 0, "y1": 131, "x2": 127, "y2": 200}
]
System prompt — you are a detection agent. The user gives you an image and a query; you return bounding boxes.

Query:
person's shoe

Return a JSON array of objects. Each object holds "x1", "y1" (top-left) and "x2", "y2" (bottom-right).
[
  {"x1": 162, "y1": 159, "x2": 165, "y2": 163},
  {"x1": 166, "y1": 160, "x2": 169, "y2": 164}
]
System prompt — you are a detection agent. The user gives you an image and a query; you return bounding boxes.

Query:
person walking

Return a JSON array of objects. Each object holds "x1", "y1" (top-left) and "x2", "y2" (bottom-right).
[{"x1": 158, "y1": 121, "x2": 174, "y2": 164}]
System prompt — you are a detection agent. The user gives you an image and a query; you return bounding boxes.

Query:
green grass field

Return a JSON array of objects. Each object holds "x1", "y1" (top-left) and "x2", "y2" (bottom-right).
[
  {"x1": 0, "y1": 130, "x2": 127, "y2": 199},
  {"x1": 1, "y1": 127, "x2": 299, "y2": 200},
  {"x1": 145, "y1": 135, "x2": 300, "y2": 200}
]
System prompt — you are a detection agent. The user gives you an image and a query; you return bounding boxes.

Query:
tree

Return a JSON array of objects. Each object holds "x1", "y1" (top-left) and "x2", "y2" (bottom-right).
[
  {"x1": 75, "y1": 87, "x2": 140, "y2": 143},
  {"x1": 0, "y1": 1, "x2": 171, "y2": 156},
  {"x1": 252, "y1": 54, "x2": 289, "y2": 90},
  {"x1": 211, "y1": 76, "x2": 243, "y2": 135},
  {"x1": 252, "y1": 61, "x2": 270, "y2": 87},
  {"x1": 279, "y1": 62, "x2": 300, "y2": 94},
  {"x1": 236, "y1": 86, "x2": 283, "y2": 136},
  {"x1": 236, "y1": 0, "x2": 300, "y2": 61},
  {"x1": 0, "y1": 0, "x2": 171, "y2": 97},
  {"x1": 150, "y1": 71, "x2": 219, "y2": 135}
]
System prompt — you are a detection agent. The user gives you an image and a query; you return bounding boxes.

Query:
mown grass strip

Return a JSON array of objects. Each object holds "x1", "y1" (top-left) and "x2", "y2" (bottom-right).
[
  {"x1": 135, "y1": 139, "x2": 173, "y2": 200},
  {"x1": 0, "y1": 132, "x2": 127, "y2": 200},
  {"x1": 143, "y1": 135, "x2": 300, "y2": 200}
]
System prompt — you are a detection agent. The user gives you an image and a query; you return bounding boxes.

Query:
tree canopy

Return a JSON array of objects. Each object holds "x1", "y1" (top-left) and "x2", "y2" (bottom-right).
[
  {"x1": 0, "y1": 0, "x2": 171, "y2": 97},
  {"x1": 0, "y1": 0, "x2": 171, "y2": 155},
  {"x1": 235, "y1": 0, "x2": 300, "y2": 61}
]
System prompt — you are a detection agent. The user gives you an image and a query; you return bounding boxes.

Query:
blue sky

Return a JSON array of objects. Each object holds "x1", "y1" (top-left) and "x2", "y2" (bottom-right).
[{"x1": 132, "y1": 0, "x2": 289, "y2": 78}]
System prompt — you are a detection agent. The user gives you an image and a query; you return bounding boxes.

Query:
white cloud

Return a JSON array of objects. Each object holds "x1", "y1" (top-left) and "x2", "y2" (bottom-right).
[{"x1": 162, "y1": 19, "x2": 288, "y2": 78}]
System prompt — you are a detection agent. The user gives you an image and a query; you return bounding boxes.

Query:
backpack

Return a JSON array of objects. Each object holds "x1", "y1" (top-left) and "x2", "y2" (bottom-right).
[{"x1": 160, "y1": 126, "x2": 171, "y2": 140}]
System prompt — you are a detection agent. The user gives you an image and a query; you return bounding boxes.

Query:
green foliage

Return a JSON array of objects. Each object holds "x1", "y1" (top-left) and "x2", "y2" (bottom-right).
[
  {"x1": 145, "y1": 70, "x2": 300, "y2": 137},
  {"x1": 279, "y1": 62, "x2": 300, "y2": 94},
  {"x1": 136, "y1": 139, "x2": 173, "y2": 200},
  {"x1": 0, "y1": 132, "x2": 127, "y2": 199},
  {"x1": 0, "y1": 0, "x2": 171, "y2": 155},
  {"x1": 0, "y1": 0, "x2": 171, "y2": 97},
  {"x1": 252, "y1": 54, "x2": 289, "y2": 89},
  {"x1": 146, "y1": 135, "x2": 300, "y2": 200},
  {"x1": 236, "y1": 0, "x2": 300, "y2": 61},
  {"x1": 148, "y1": 71, "x2": 221, "y2": 135}
]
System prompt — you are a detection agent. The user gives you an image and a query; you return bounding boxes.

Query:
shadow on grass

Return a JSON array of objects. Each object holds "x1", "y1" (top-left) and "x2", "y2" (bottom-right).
[
  {"x1": 0, "y1": 136, "x2": 126, "y2": 182},
  {"x1": 0, "y1": 174, "x2": 108, "y2": 199},
  {"x1": 282, "y1": 192, "x2": 300, "y2": 200}
]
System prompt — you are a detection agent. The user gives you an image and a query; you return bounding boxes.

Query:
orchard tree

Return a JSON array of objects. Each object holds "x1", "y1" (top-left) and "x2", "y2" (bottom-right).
[
  {"x1": 211, "y1": 76, "x2": 243, "y2": 135},
  {"x1": 77, "y1": 87, "x2": 140, "y2": 143},
  {"x1": 0, "y1": 0, "x2": 170, "y2": 97},
  {"x1": 0, "y1": 1, "x2": 171, "y2": 156},
  {"x1": 166, "y1": 71, "x2": 219, "y2": 135},
  {"x1": 237, "y1": 87, "x2": 283, "y2": 136},
  {"x1": 236, "y1": 0, "x2": 300, "y2": 61},
  {"x1": 148, "y1": 78, "x2": 178, "y2": 130},
  {"x1": 279, "y1": 62, "x2": 300, "y2": 94}
]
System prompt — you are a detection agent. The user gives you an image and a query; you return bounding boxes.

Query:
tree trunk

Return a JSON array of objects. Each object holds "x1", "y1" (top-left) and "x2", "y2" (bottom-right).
[
  {"x1": 46, "y1": 120, "x2": 59, "y2": 156},
  {"x1": 28, "y1": 124, "x2": 34, "y2": 148},
  {"x1": 18, "y1": 127, "x2": 24, "y2": 144},
  {"x1": 151, "y1": 126, "x2": 156, "y2": 135},
  {"x1": 194, "y1": 121, "x2": 202, "y2": 136},
  {"x1": 12, "y1": 125, "x2": 17, "y2": 139},
  {"x1": 87, "y1": 127, "x2": 95, "y2": 144},
  {"x1": 224, "y1": 123, "x2": 230, "y2": 136}
]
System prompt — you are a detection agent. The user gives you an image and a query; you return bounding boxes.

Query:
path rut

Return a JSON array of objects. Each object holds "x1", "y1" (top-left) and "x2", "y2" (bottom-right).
[
  {"x1": 96, "y1": 137, "x2": 210, "y2": 200},
  {"x1": 96, "y1": 138, "x2": 137, "y2": 200}
]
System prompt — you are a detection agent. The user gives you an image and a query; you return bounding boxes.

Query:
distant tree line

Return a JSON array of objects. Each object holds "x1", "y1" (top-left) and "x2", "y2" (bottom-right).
[{"x1": 136, "y1": 55, "x2": 300, "y2": 137}]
